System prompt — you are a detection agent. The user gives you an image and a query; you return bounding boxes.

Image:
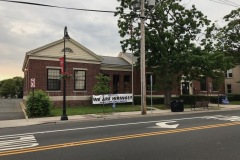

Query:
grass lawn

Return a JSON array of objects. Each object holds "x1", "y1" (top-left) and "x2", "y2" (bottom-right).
[
  {"x1": 229, "y1": 101, "x2": 240, "y2": 105},
  {"x1": 49, "y1": 103, "x2": 203, "y2": 117},
  {"x1": 49, "y1": 104, "x2": 169, "y2": 117},
  {"x1": 49, "y1": 104, "x2": 142, "y2": 116}
]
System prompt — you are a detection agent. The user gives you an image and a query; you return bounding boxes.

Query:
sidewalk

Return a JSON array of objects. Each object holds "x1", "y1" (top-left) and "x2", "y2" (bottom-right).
[{"x1": 0, "y1": 104, "x2": 240, "y2": 129}]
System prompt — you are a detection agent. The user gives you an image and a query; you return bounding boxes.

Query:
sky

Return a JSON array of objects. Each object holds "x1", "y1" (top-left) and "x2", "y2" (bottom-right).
[{"x1": 0, "y1": 0, "x2": 239, "y2": 81}]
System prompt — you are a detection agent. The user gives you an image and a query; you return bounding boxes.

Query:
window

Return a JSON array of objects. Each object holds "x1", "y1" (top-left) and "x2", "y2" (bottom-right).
[
  {"x1": 212, "y1": 79, "x2": 219, "y2": 91},
  {"x1": 74, "y1": 70, "x2": 86, "y2": 90},
  {"x1": 147, "y1": 74, "x2": 155, "y2": 91},
  {"x1": 225, "y1": 69, "x2": 233, "y2": 78},
  {"x1": 61, "y1": 47, "x2": 73, "y2": 53},
  {"x1": 47, "y1": 69, "x2": 61, "y2": 90},
  {"x1": 200, "y1": 77, "x2": 207, "y2": 91},
  {"x1": 113, "y1": 75, "x2": 120, "y2": 94},
  {"x1": 124, "y1": 75, "x2": 130, "y2": 93},
  {"x1": 227, "y1": 84, "x2": 232, "y2": 93}
]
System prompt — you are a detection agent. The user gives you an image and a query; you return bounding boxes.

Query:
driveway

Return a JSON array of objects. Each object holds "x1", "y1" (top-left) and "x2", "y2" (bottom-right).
[{"x1": 0, "y1": 98, "x2": 25, "y2": 120}]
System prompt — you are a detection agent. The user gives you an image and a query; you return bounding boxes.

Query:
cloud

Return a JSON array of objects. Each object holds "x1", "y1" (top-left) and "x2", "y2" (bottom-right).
[{"x1": 0, "y1": 0, "x2": 238, "y2": 80}]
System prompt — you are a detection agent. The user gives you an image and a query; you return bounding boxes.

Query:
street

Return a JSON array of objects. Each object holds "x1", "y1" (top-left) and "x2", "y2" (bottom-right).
[{"x1": 0, "y1": 110, "x2": 240, "y2": 160}]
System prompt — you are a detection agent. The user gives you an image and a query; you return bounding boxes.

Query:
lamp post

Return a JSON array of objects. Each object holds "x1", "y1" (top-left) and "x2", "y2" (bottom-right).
[{"x1": 61, "y1": 26, "x2": 70, "y2": 121}]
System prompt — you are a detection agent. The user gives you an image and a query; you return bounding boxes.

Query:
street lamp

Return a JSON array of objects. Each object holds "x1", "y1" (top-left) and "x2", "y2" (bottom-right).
[{"x1": 61, "y1": 26, "x2": 70, "y2": 121}]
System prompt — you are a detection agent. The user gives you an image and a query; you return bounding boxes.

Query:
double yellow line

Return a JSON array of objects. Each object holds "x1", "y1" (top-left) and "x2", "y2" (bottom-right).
[{"x1": 1, "y1": 121, "x2": 240, "y2": 156}]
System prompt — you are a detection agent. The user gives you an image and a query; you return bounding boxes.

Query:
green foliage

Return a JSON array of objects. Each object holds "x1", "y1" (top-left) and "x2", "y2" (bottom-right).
[
  {"x1": 134, "y1": 96, "x2": 165, "y2": 105},
  {"x1": 0, "y1": 79, "x2": 15, "y2": 98},
  {"x1": 26, "y1": 90, "x2": 53, "y2": 117},
  {"x1": 179, "y1": 95, "x2": 219, "y2": 104},
  {"x1": 215, "y1": 8, "x2": 240, "y2": 63},
  {"x1": 92, "y1": 73, "x2": 111, "y2": 95},
  {"x1": 0, "y1": 77, "x2": 23, "y2": 98},
  {"x1": 226, "y1": 94, "x2": 240, "y2": 101},
  {"x1": 115, "y1": 0, "x2": 233, "y2": 105}
]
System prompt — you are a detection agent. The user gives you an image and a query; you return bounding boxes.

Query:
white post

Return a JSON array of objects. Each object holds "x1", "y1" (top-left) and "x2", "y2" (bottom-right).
[{"x1": 151, "y1": 75, "x2": 153, "y2": 114}]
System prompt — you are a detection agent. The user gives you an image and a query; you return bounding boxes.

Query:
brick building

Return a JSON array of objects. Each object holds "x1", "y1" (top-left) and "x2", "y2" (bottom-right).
[{"x1": 22, "y1": 37, "x2": 225, "y2": 106}]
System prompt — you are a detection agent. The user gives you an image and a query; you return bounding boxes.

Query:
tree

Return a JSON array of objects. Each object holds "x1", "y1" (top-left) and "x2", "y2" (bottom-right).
[
  {"x1": 115, "y1": 0, "x2": 221, "y2": 105},
  {"x1": 0, "y1": 77, "x2": 23, "y2": 98},
  {"x1": 0, "y1": 79, "x2": 15, "y2": 98},
  {"x1": 92, "y1": 73, "x2": 111, "y2": 112},
  {"x1": 92, "y1": 73, "x2": 111, "y2": 95},
  {"x1": 215, "y1": 8, "x2": 240, "y2": 63},
  {"x1": 13, "y1": 77, "x2": 24, "y2": 98}
]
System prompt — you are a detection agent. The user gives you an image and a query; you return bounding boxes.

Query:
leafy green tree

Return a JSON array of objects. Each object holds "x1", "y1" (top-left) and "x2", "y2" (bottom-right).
[
  {"x1": 0, "y1": 79, "x2": 15, "y2": 98},
  {"x1": 26, "y1": 90, "x2": 53, "y2": 117},
  {"x1": 115, "y1": 0, "x2": 234, "y2": 105},
  {"x1": 13, "y1": 77, "x2": 23, "y2": 98},
  {"x1": 0, "y1": 77, "x2": 23, "y2": 98},
  {"x1": 92, "y1": 73, "x2": 111, "y2": 113},
  {"x1": 92, "y1": 73, "x2": 111, "y2": 95},
  {"x1": 215, "y1": 8, "x2": 240, "y2": 63},
  {"x1": 115, "y1": 0, "x2": 210, "y2": 105}
]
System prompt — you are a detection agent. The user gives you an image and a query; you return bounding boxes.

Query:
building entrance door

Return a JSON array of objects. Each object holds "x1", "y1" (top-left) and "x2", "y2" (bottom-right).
[
  {"x1": 181, "y1": 82, "x2": 189, "y2": 95},
  {"x1": 113, "y1": 75, "x2": 119, "y2": 94}
]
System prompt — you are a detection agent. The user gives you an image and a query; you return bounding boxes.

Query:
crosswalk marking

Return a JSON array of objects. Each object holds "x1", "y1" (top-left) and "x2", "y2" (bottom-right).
[{"x1": 0, "y1": 135, "x2": 38, "y2": 151}]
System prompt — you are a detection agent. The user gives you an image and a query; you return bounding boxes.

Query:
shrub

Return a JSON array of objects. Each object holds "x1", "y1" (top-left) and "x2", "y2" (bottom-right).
[
  {"x1": 26, "y1": 90, "x2": 53, "y2": 117},
  {"x1": 134, "y1": 96, "x2": 165, "y2": 105}
]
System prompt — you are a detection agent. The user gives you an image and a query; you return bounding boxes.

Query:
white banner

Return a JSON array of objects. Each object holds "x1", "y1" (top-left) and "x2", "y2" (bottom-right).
[{"x1": 92, "y1": 94, "x2": 133, "y2": 104}]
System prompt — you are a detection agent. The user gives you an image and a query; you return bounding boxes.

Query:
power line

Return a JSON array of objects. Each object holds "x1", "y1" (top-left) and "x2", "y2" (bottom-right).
[
  {"x1": 0, "y1": 14, "x2": 117, "y2": 35},
  {"x1": 208, "y1": 0, "x2": 240, "y2": 7},
  {"x1": 0, "y1": 0, "x2": 116, "y2": 13}
]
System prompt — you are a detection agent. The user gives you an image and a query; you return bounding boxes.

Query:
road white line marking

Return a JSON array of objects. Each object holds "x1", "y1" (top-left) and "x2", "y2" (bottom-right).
[
  {"x1": 0, "y1": 135, "x2": 38, "y2": 151},
  {"x1": 0, "y1": 115, "x2": 229, "y2": 139}
]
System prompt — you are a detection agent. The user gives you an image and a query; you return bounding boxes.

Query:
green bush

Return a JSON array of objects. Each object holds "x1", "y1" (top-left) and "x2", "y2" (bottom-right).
[
  {"x1": 226, "y1": 94, "x2": 240, "y2": 101},
  {"x1": 134, "y1": 96, "x2": 165, "y2": 105},
  {"x1": 26, "y1": 90, "x2": 53, "y2": 118},
  {"x1": 179, "y1": 95, "x2": 220, "y2": 104}
]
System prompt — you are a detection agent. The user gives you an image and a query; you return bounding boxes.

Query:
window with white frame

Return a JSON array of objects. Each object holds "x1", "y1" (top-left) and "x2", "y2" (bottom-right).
[
  {"x1": 74, "y1": 70, "x2": 86, "y2": 90},
  {"x1": 225, "y1": 69, "x2": 233, "y2": 78},
  {"x1": 47, "y1": 69, "x2": 61, "y2": 90}
]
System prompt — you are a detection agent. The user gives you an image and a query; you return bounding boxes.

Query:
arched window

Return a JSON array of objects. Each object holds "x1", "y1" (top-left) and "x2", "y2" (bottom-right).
[{"x1": 61, "y1": 47, "x2": 73, "y2": 53}]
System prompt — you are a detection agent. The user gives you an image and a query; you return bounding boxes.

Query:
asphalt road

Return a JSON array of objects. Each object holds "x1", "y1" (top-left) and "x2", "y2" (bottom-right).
[
  {"x1": 1, "y1": 110, "x2": 240, "y2": 160},
  {"x1": 0, "y1": 98, "x2": 24, "y2": 120}
]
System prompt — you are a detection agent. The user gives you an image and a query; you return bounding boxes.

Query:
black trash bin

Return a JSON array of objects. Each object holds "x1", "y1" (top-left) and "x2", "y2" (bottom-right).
[{"x1": 171, "y1": 100, "x2": 184, "y2": 112}]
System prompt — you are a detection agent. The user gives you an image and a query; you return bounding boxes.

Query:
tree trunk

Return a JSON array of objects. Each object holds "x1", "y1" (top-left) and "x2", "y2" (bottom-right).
[{"x1": 164, "y1": 89, "x2": 172, "y2": 108}]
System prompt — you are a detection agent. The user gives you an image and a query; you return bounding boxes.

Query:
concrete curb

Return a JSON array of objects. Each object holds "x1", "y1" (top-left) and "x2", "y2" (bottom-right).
[
  {"x1": 19, "y1": 101, "x2": 28, "y2": 120},
  {"x1": 1, "y1": 104, "x2": 240, "y2": 129}
]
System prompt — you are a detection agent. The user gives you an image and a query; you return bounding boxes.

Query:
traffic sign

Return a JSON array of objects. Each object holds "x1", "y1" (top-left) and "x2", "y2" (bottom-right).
[{"x1": 31, "y1": 78, "x2": 35, "y2": 88}]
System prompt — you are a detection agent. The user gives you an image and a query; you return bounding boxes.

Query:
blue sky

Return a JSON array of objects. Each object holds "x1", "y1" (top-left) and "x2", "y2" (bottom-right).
[{"x1": 0, "y1": 0, "x2": 238, "y2": 80}]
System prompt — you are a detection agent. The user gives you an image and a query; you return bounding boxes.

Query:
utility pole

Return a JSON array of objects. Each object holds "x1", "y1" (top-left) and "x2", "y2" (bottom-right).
[
  {"x1": 140, "y1": 0, "x2": 147, "y2": 115},
  {"x1": 132, "y1": 0, "x2": 156, "y2": 115}
]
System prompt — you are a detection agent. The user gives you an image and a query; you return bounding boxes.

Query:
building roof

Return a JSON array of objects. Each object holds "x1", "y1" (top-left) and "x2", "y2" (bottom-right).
[
  {"x1": 100, "y1": 56, "x2": 132, "y2": 71},
  {"x1": 117, "y1": 52, "x2": 138, "y2": 65},
  {"x1": 101, "y1": 56, "x2": 131, "y2": 66},
  {"x1": 22, "y1": 37, "x2": 135, "y2": 72}
]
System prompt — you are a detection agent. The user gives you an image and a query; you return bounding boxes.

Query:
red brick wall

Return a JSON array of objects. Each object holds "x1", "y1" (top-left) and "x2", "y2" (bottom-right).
[
  {"x1": 23, "y1": 58, "x2": 225, "y2": 107},
  {"x1": 25, "y1": 59, "x2": 101, "y2": 97}
]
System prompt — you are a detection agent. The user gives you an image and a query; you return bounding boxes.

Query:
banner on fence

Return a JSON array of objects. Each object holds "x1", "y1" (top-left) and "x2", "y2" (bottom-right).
[{"x1": 92, "y1": 94, "x2": 133, "y2": 104}]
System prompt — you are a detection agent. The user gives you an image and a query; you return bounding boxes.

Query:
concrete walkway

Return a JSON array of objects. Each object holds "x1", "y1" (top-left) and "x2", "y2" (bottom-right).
[
  {"x1": 0, "y1": 99, "x2": 24, "y2": 120},
  {"x1": 0, "y1": 103, "x2": 240, "y2": 129}
]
